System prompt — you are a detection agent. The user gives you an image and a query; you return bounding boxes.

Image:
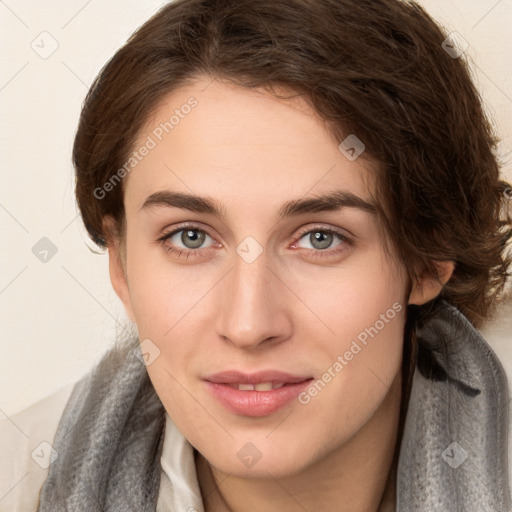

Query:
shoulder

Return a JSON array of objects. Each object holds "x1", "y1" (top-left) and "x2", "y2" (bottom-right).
[{"x1": 0, "y1": 383, "x2": 75, "y2": 512}]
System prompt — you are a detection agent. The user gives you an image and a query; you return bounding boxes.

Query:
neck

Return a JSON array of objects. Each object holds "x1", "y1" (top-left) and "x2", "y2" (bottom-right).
[{"x1": 196, "y1": 370, "x2": 402, "y2": 512}]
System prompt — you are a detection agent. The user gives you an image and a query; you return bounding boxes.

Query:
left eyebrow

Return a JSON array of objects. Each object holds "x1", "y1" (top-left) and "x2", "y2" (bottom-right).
[
  {"x1": 139, "y1": 189, "x2": 377, "y2": 220},
  {"x1": 278, "y1": 190, "x2": 376, "y2": 217}
]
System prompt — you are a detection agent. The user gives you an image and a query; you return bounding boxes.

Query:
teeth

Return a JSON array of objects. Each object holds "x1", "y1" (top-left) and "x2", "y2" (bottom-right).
[
  {"x1": 232, "y1": 382, "x2": 286, "y2": 391},
  {"x1": 254, "y1": 383, "x2": 273, "y2": 391}
]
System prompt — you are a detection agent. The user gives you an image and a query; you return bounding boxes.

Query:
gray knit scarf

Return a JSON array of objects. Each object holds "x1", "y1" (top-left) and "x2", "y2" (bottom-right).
[{"x1": 37, "y1": 300, "x2": 511, "y2": 511}]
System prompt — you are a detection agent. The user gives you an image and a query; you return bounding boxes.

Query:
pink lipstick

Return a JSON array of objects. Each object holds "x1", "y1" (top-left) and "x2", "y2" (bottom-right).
[{"x1": 203, "y1": 370, "x2": 313, "y2": 417}]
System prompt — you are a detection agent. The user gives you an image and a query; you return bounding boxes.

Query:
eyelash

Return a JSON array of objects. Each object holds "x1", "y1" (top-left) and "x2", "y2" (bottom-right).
[{"x1": 157, "y1": 223, "x2": 352, "y2": 260}]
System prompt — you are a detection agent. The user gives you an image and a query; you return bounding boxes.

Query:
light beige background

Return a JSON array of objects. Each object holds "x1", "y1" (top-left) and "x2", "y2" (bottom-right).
[{"x1": 0, "y1": 0, "x2": 511, "y2": 417}]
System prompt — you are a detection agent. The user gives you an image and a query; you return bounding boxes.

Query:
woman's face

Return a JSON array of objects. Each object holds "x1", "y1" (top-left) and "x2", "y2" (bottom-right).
[{"x1": 112, "y1": 75, "x2": 412, "y2": 478}]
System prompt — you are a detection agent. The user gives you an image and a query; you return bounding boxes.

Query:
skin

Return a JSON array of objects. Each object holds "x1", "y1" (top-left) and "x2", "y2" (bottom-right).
[{"x1": 106, "y1": 75, "x2": 454, "y2": 511}]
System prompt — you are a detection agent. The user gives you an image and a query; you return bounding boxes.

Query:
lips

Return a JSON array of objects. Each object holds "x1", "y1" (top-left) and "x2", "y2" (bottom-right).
[{"x1": 203, "y1": 370, "x2": 314, "y2": 417}]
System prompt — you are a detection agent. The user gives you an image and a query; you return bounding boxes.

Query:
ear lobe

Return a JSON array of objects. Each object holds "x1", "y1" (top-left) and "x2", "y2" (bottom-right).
[
  {"x1": 408, "y1": 260, "x2": 455, "y2": 306},
  {"x1": 103, "y1": 217, "x2": 135, "y2": 322}
]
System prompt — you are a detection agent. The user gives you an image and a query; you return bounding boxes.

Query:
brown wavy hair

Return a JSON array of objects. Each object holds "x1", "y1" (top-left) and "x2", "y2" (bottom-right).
[{"x1": 74, "y1": 0, "x2": 511, "y2": 325}]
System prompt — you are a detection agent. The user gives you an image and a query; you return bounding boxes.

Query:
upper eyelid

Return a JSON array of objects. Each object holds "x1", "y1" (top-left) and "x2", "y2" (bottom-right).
[{"x1": 296, "y1": 225, "x2": 350, "y2": 240}]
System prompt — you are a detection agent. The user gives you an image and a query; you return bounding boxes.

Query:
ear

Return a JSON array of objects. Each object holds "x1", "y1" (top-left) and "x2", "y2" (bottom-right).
[
  {"x1": 103, "y1": 217, "x2": 135, "y2": 322},
  {"x1": 408, "y1": 260, "x2": 455, "y2": 306}
]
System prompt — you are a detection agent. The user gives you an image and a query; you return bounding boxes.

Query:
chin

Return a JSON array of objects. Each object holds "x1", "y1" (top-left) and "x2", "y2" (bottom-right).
[{"x1": 206, "y1": 438, "x2": 314, "y2": 479}]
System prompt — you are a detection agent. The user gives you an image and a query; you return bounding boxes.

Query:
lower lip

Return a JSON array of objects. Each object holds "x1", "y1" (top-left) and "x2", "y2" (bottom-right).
[{"x1": 204, "y1": 380, "x2": 313, "y2": 417}]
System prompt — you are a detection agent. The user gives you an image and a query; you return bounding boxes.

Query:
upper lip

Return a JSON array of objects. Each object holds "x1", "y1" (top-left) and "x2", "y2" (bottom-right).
[{"x1": 204, "y1": 370, "x2": 313, "y2": 385}]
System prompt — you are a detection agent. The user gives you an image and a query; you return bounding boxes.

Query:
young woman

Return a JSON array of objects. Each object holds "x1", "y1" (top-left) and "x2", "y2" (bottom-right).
[{"x1": 1, "y1": 0, "x2": 511, "y2": 510}]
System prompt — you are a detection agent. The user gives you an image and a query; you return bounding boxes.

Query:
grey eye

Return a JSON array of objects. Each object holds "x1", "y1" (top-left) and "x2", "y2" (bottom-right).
[
  {"x1": 180, "y1": 229, "x2": 207, "y2": 249},
  {"x1": 309, "y1": 231, "x2": 333, "y2": 250},
  {"x1": 298, "y1": 230, "x2": 343, "y2": 251}
]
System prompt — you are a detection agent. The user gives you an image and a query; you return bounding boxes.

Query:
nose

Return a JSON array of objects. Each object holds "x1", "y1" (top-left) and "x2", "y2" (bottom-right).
[{"x1": 214, "y1": 249, "x2": 292, "y2": 350}]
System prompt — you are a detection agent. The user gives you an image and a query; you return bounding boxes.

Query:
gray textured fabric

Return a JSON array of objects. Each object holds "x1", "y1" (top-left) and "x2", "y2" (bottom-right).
[
  {"x1": 397, "y1": 302, "x2": 511, "y2": 511},
  {"x1": 36, "y1": 340, "x2": 166, "y2": 511},
  {"x1": 37, "y1": 300, "x2": 511, "y2": 511}
]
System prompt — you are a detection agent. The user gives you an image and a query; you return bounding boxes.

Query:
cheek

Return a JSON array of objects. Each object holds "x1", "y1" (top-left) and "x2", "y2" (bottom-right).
[
  {"x1": 123, "y1": 240, "x2": 214, "y2": 386},
  {"x1": 287, "y1": 247, "x2": 408, "y2": 352},
  {"x1": 123, "y1": 237, "x2": 193, "y2": 334},
  {"x1": 294, "y1": 301, "x2": 405, "y2": 460},
  {"x1": 292, "y1": 253, "x2": 407, "y2": 414}
]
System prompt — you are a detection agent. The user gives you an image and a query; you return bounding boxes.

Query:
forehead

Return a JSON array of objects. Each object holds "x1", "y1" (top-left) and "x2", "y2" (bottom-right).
[{"x1": 124, "y1": 76, "x2": 377, "y2": 212}]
